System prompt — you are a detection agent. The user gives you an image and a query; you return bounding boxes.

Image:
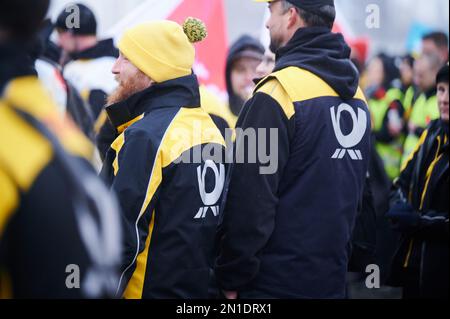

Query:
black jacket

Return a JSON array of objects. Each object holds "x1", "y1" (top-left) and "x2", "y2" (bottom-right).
[
  {"x1": 100, "y1": 74, "x2": 226, "y2": 299},
  {"x1": 388, "y1": 119, "x2": 449, "y2": 298},
  {"x1": 0, "y1": 44, "x2": 121, "y2": 298},
  {"x1": 215, "y1": 27, "x2": 371, "y2": 298}
]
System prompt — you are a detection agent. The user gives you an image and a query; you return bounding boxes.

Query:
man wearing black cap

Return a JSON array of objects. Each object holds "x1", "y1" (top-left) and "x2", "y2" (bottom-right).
[
  {"x1": 215, "y1": 0, "x2": 371, "y2": 298},
  {"x1": 387, "y1": 64, "x2": 448, "y2": 299},
  {"x1": 56, "y1": 3, "x2": 118, "y2": 120},
  {"x1": 0, "y1": 0, "x2": 121, "y2": 298}
]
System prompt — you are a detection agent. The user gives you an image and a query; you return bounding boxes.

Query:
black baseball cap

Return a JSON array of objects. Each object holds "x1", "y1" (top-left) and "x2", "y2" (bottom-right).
[
  {"x1": 56, "y1": 3, "x2": 97, "y2": 35},
  {"x1": 255, "y1": 0, "x2": 335, "y2": 20}
]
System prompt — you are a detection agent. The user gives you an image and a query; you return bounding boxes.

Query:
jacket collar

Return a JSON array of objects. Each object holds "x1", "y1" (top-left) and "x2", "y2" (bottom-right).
[
  {"x1": 424, "y1": 87, "x2": 437, "y2": 99},
  {"x1": 106, "y1": 73, "x2": 200, "y2": 132},
  {"x1": 69, "y1": 38, "x2": 119, "y2": 61}
]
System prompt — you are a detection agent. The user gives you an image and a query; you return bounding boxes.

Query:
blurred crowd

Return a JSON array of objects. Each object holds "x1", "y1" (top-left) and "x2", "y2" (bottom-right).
[{"x1": 0, "y1": 0, "x2": 448, "y2": 300}]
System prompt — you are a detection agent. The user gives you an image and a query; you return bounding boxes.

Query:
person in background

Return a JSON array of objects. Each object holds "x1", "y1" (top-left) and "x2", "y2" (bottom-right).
[
  {"x1": 56, "y1": 3, "x2": 118, "y2": 120},
  {"x1": 421, "y1": 32, "x2": 449, "y2": 66},
  {"x1": 256, "y1": 48, "x2": 276, "y2": 79},
  {"x1": 32, "y1": 20, "x2": 95, "y2": 140},
  {"x1": 201, "y1": 35, "x2": 264, "y2": 140},
  {"x1": 366, "y1": 53, "x2": 405, "y2": 180},
  {"x1": 199, "y1": 86, "x2": 232, "y2": 139},
  {"x1": 402, "y1": 53, "x2": 442, "y2": 166},
  {"x1": 225, "y1": 35, "x2": 265, "y2": 127},
  {"x1": 0, "y1": 0, "x2": 121, "y2": 299},
  {"x1": 387, "y1": 63, "x2": 449, "y2": 299},
  {"x1": 399, "y1": 54, "x2": 416, "y2": 113}
]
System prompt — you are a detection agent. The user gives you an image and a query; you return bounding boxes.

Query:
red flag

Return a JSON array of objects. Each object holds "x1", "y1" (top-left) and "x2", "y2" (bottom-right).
[
  {"x1": 108, "y1": 0, "x2": 228, "y2": 94},
  {"x1": 168, "y1": 0, "x2": 228, "y2": 92}
]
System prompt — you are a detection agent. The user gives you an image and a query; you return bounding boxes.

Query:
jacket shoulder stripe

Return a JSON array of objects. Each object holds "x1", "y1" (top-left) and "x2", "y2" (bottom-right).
[
  {"x1": 400, "y1": 129, "x2": 429, "y2": 172},
  {"x1": 161, "y1": 107, "x2": 226, "y2": 168},
  {"x1": 420, "y1": 148, "x2": 443, "y2": 210},
  {"x1": 4, "y1": 76, "x2": 94, "y2": 160},
  {"x1": 111, "y1": 133, "x2": 125, "y2": 176},
  {"x1": 270, "y1": 67, "x2": 367, "y2": 103},
  {"x1": 256, "y1": 79, "x2": 295, "y2": 120},
  {"x1": 0, "y1": 103, "x2": 53, "y2": 192}
]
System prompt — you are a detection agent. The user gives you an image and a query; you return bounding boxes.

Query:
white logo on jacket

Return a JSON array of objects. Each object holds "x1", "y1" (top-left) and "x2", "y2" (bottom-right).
[
  {"x1": 194, "y1": 160, "x2": 225, "y2": 219},
  {"x1": 330, "y1": 103, "x2": 368, "y2": 161}
]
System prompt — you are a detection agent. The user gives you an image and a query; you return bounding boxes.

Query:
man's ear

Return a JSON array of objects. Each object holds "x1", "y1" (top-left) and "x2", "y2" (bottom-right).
[{"x1": 287, "y1": 7, "x2": 302, "y2": 29}]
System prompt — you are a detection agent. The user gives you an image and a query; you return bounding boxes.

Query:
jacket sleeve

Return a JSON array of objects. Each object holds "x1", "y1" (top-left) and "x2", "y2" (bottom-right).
[
  {"x1": 215, "y1": 91, "x2": 293, "y2": 291},
  {"x1": 390, "y1": 127, "x2": 448, "y2": 238},
  {"x1": 390, "y1": 129, "x2": 429, "y2": 205},
  {"x1": 349, "y1": 174, "x2": 377, "y2": 272},
  {"x1": 110, "y1": 129, "x2": 160, "y2": 293},
  {"x1": 1, "y1": 158, "x2": 121, "y2": 299},
  {"x1": 417, "y1": 210, "x2": 449, "y2": 240}
]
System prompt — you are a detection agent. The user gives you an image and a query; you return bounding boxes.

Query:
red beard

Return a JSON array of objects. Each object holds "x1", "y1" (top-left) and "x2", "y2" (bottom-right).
[{"x1": 107, "y1": 72, "x2": 151, "y2": 106}]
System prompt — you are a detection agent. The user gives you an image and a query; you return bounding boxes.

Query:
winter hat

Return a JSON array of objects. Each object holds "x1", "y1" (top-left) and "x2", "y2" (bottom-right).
[{"x1": 118, "y1": 18, "x2": 207, "y2": 83}]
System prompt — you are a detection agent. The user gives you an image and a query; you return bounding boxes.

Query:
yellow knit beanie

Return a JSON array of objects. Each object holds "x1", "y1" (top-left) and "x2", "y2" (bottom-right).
[{"x1": 118, "y1": 17, "x2": 207, "y2": 83}]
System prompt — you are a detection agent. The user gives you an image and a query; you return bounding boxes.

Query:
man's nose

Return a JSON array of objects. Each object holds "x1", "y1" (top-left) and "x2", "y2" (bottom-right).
[{"x1": 111, "y1": 59, "x2": 120, "y2": 75}]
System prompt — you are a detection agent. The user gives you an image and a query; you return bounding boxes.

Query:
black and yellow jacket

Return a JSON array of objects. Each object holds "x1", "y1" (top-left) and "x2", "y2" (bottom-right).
[
  {"x1": 0, "y1": 44, "x2": 121, "y2": 299},
  {"x1": 100, "y1": 74, "x2": 226, "y2": 299},
  {"x1": 389, "y1": 119, "x2": 449, "y2": 298},
  {"x1": 215, "y1": 27, "x2": 372, "y2": 299}
]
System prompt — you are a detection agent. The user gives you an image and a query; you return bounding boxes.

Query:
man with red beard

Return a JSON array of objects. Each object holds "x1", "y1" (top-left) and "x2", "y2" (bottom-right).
[{"x1": 100, "y1": 18, "x2": 226, "y2": 299}]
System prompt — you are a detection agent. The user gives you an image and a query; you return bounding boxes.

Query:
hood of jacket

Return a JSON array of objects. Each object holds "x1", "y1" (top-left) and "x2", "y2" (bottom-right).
[{"x1": 274, "y1": 27, "x2": 359, "y2": 100}]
